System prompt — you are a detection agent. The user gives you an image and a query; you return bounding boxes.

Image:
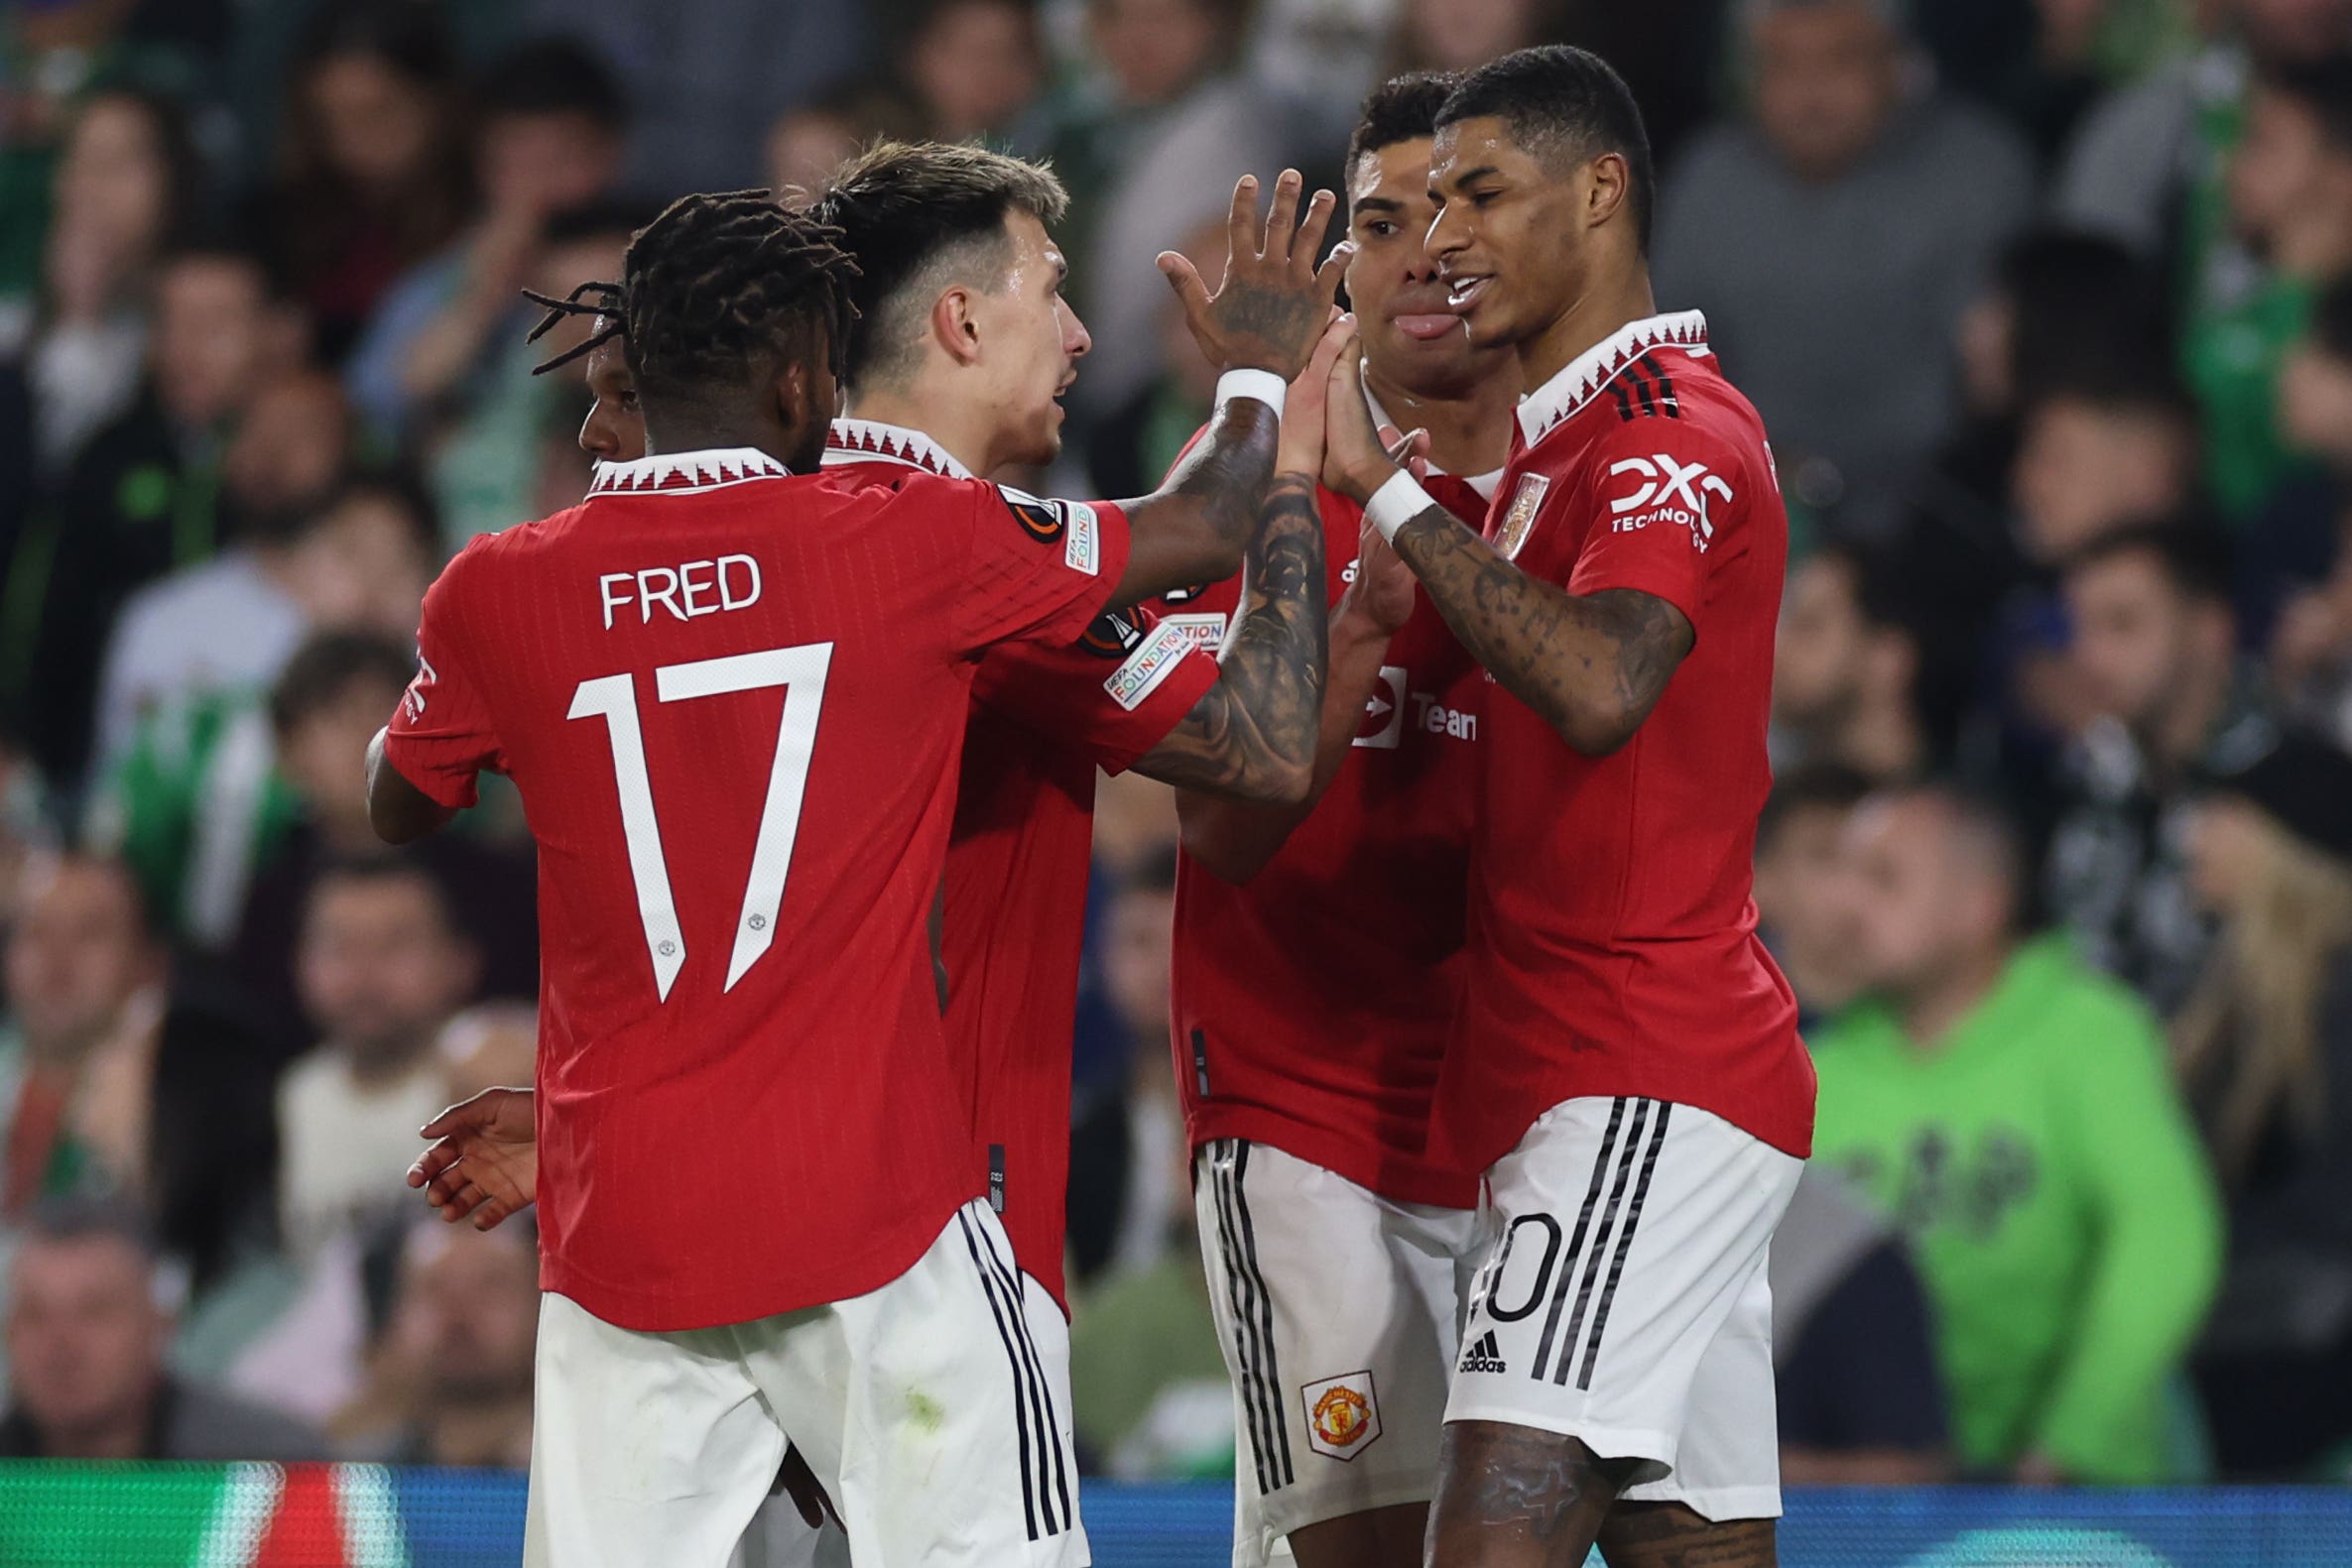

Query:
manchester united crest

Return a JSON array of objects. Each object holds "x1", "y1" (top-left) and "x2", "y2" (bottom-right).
[
  {"x1": 1300, "y1": 1372, "x2": 1382, "y2": 1460},
  {"x1": 1492, "y1": 472, "x2": 1550, "y2": 561}
]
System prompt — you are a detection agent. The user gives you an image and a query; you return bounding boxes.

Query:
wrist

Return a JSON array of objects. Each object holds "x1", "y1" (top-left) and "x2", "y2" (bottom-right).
[
  {"x1": 1334, "y1": 582, "x2": 1402, "y2": 641},
  {"x1": 1215, "y1": 367, "x2": 1286, "y2": 419},
  {"x1": 1363, "y1": 470, "x2": 1434, "y2": 541},
  {"x1": 1342, "y1": 458, "x2": 1402, "y2": 508}
]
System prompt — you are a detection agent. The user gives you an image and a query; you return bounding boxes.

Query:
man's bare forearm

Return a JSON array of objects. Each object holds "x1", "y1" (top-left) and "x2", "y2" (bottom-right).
[
  {"x1": 1388, "y1": 507, "x2": 1690, "y2": 757},
  {"x1": 1175, "y1": 591, "x2": 1390, "y2": 882},
  {"x1": 366, "y1": 727, "x2": 456, "y2": 844},
  {"x1": 1136, "y1": 474, "x2": 1326, "y2": 802},
  {"x1": 1111, "y1": 398, "x2": 1280, "y2": 603}
]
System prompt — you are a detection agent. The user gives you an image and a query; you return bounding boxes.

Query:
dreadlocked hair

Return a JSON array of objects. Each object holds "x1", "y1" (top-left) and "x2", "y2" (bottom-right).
[
  {"x1": 522, "y1": 278, "x2": 624, "y2": 376},
  {"x1": 610, "y1": 189, "x2": 862, "y2": 406}
]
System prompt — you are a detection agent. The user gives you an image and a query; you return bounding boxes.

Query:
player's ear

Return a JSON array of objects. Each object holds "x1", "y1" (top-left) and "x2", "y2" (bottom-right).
[
  {"x1": 771, "y1": 359, "x2": 813, "y2": 442},
  {"x1": 1586, "y1": 151, "x2": 1631, "y2": 233},
  {"x1": 929, "y1": 286, "x2": 984, "y2": 368}
]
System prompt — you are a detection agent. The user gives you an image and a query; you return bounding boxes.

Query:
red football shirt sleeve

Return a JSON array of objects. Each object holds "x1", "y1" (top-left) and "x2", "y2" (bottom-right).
[
  {"x1": 382, "y1": 544, "x2": 505, "y2": 809},
  {"x1": 1562, "y1": 424, "x2": 1751, "y2": 630},
  {"x1": 973, "y1": 605, "x2": 1222, "y2": 775},
  {"x1": 952, "y1": 486, "x2": 1132, "y2": 654}
]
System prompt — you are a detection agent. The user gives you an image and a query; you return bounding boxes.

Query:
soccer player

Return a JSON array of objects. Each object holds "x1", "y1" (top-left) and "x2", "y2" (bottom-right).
[
  {"x1": 365, "y1": 190, "x2": 1332, "y2": 1568},
  {"x1": 1164, "y1": 74, "x2": 1522, "y2": 1568},
  {"x1": 1316, "y1": 49, "x2": 1815, "y2": 1568}
]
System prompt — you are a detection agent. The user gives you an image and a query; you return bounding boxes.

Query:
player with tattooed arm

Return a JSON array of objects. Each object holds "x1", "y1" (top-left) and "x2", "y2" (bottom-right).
[{"x1": 1316, "y1": 48, "x2": 1815, "y2": 1568}]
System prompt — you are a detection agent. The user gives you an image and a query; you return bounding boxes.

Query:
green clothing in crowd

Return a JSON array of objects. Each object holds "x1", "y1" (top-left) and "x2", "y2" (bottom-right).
[
  {"x1": 2183, "y1": 270, "x2": 2316, "y2": 521},
  {"x1": 1809, "y1": 936, "x2": 2223, "y2": 1482}
]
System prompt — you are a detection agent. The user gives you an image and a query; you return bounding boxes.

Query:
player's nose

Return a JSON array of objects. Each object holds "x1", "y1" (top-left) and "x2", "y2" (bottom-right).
[{"x1": 1064, "y1": 304, "x2": 1093, "y2": 360}]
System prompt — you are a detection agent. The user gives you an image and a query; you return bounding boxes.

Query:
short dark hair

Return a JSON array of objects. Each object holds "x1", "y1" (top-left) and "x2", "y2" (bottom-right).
[
  {"x1": 1809, "y1": 538, "x2": 1919, "y2": 634},
  {"x1": 2312, "y1": 273, "x2": 2352, "y2": 364},
  {"x1": 475, "y1": 35, "x2": 629, "y2": 128},
  {"x1": 270, "y1": 629, "x2": 417, "y2": 737},
  {"x1": 1879, "y1": 781, "x2": 2029, "y2": 907},
  {"x1": 1348, "y1": 71, "x2": 1461, "y2": 178},
  {"x1": 807, "y1": 141, "x2": 1070, "y2": 388},
  {"x1": 2258, "y1": 54, "x2": 2352, "y2": 158},
  {"x1": 308, "y1": 852, "x2": 463, "y2": 940},
  {"x1": 1123, "y1": 844, "x2": 1178, "y2": 898},
  {"x1": 586, "y1": 190, "x2": 862, "y2": 404},
  {"x1": 1994, "y1": 228, "x2": 2172, "y2": 398},
  {"x1": 1436, "y1": 46, "x2": 1656, "y2": 251},
  {"x1": 2061, "y1": 519, "x2": 2235, "y2": 607},
  {"x1": 1759, "y1": 761, "x2": 1873, "y2": 855},
  {"x1": 21, "y1": 1195, "x2": 159, "y2": 1263}
]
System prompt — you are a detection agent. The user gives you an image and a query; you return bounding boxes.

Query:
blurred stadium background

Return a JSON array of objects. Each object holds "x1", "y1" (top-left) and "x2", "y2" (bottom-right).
[{"x1": 4, "y1": 0, "x2": 2352, "y2": 1560}]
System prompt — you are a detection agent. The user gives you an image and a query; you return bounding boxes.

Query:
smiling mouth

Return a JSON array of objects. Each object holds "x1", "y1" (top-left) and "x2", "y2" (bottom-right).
[{"x1": 1446, "y1": 276, "x2": 1493, "y2": 310}]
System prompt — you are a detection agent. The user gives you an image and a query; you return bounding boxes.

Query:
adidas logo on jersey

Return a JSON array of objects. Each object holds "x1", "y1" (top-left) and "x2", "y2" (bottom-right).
[{"x1": 1458, "y1": 1331, "x2": 1508, "y2": 1375}]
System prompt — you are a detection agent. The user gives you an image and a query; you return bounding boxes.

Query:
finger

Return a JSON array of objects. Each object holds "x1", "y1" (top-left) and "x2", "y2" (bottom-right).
[
  {"x1": 1299, "y1": 311, "x2": 1354, "y2": 389},
  {"x1": 437, "y1": 1181, "x2": 486, "y2": 1223},
  {"x1": 472, "y1": 1194, "x2": 516, "y2": 1232},
  {"x1": 419, "y1": 1101, "x2": 486, "y2": 1141},
  {"x1": 1260, "y1": 170, "x2": 1302, "y2": 262},
  {"x1": 1310, "y1": 233, "x2": 1354, "y2": 302},
  {"x1": 1291, "y1": 188, "x2": 1339, "y2": 279},
  {"x1": 410, "y1": 1142, "x2": 461, "y2": 1187},
  {"x1": 1225, "y1": 174, "x2": 1260, "y2": 265},
  {"x1": 1156, "y1": 252, "x2": 1213, "y2": 325}
]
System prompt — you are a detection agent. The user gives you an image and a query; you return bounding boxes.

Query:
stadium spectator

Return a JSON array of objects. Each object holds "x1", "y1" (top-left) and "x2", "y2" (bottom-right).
[
  {"x1": 1042, "y1": 0, "x2": 1302, "y2": 423},
  {"x1": 1082, "y1": 215, "x2": 1226, "y2": 498},
  {"x1": 0, "y1": 0, "x2": 200, "y2": 308},
  {"x1": 1068, "y1": 847, "x2": 1189, "y2": 1283},
  {"x1": 337, "y1": 1219, "x2": 536, "y2": 1467},
  {"x1": 232, "y1": 631, "x2": 535, "y2": 1054},
  {"x1": 1065, "y1": 856, "x2": 1227, "y2": 1477},
  {"x1": 1813, "y1": 784, "x2": 2221, "y2": 1482},
  {"x1": 1753, "y1": 762, "x2": 1875, "y2": 1025},
  {"x1": 2012, "y1": 381, "x2": 2203, "y2": 568},
  {"x1": 1772, "y1": 1169, "x2": 1952, "y2": 1483},
  {"x1": 5, "y1": 87, "x2": 205, "y2": 478},
  {"x1": 2047, "y1": 523, "x2": 2277, "y2": 1014},
  {"x1": 764, "y1": 87, "x2": 926, "y2": 204},
  {"x1": 1772, "y1": 543, "x2": 1930, "y2": 780},
  {"x1": 2185, "y1": 54, "x2": 2352, "y2": 520},
  {"x1": 262, "y1": 0, "x2": 475, "y2": 362},
  {"x1": 517, "y1": 0, "x2": 870, "y2": 193},
  {"x1": 0, "y1": 853, "x2": 279, "y2": 1292},
  {"x1": 2054, "y1": 0, "x2": 2352, "y2": 259},
  {"x1": 343, "y1": 37, "x2": 630, "y2": 442},
  {"x1": 1652, "y1": 0, "x2": 2035, "y2": 536},
  {"x1": 3, "y1": 237, "x2": 301, "y2": 791},
  {"x1": 2176, "y1": 730, "x2": 2352, "y2": 1475},
  {"x1": 0, "y1": 1198, "x2": 320, "y2": 1460},
  {"x1": 277, "y1": 857, "x2": 480, "y2": 1262},
  {"x1": 90, "y1": 489, "x2": 439, "y2": 954},
  {"x1": 89, "y1": 371, "x2": 361, "y2": 766},
  {"x1": 900, "y1": 0, "x2": 1048, "y2": 146},
  {"x1": 2263, "y1": 276, "x2": 2352, "y2": 723}
]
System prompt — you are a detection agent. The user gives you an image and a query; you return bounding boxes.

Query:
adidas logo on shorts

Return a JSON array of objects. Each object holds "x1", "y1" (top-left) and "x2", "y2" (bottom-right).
[{"x1": 1458, "y1": 1330, "x2": 1508, "y2": 1376}]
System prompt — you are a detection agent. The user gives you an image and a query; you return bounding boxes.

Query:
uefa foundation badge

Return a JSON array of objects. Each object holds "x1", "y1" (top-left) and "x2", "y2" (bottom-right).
[
  {"x1": 1300, "y1": 1372, "x2": 1382, "y2": 1461},
  {"x1": 1493, "y1": 473, "x2": 1550, "y2": 560}
]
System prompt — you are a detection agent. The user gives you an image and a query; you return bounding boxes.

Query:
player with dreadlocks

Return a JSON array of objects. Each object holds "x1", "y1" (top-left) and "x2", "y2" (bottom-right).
[{"x1": 361, "y1": 189, "x2": 1210, "y2": 1568}]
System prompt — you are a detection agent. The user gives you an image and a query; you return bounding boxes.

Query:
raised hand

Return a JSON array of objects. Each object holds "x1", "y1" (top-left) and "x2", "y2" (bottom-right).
[
  {"x1": 1277, "y1": 312, "x2": 1359, "y2": 480},
  {"x1": 1160, "y1": 171, "x2": 1352, "y2": 381},
  {"x1": 1320, "y1": 339, "x2": 1406, "y2": 503},
  {"x1": 407, "y1": 1086, "x2": 538, "y2": 1231}
]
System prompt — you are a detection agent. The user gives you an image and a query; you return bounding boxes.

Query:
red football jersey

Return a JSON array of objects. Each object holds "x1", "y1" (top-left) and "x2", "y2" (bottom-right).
[
  {"x1": 1437, "y1": 311, "x2": 1814, "y2": 1174},
  {"x1": 1169, "y1": 456, "x2": 1493, "y2": 1208},
  {"x1": 382, "y1": 446, "x2": 1129, "y2": 1332},
  {"x1": 824, "y1": 421, "x2": 1220, "y2": 1311}
]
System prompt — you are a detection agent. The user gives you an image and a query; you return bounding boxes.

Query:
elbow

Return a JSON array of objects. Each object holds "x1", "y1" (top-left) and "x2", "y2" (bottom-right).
[
  {"x1": 1176, "y1": 810, "x2": 1276, "y2": 886},
  {"x1": 1550, "y1": 700, "x2": 1640, "y2": 759},
  {"x1": 1253, "y1": 751, "x2": 1315, "y2": 809}
]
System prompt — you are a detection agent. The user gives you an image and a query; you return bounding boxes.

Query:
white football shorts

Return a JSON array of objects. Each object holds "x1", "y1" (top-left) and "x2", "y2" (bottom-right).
[
  {"x1": 1447, "y1": 1096, "x2": 1802, "y2": 1522},
  {"x1": 526, "y1": 1199, "x2": 1085, "y2": 1568},
  {"x1": 1194, "y1": 1138, "x2": 1483, "y2": 1568}
]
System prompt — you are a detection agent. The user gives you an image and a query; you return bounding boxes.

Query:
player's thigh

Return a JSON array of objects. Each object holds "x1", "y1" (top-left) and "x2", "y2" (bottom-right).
[
  {"x1": 1425, "y1": 1419, "x2": 1635, "y2": 1568},
  {"x1": 524, "y1": 1291, "x2": 787, "y2": 1568},
  {"x1": 743, "y1": 1199, "x2": 1085, "y2": 1568},
  {"x1": 1192, "y1": 1139, "x2": 1469, "y2": 1568},
  {"x1": 1447, "y1": 1098, "x2": 1800, "y2": 1490},
  {"x1": 1616, "y1": 1261, "x2": 1782, "y2": 1523}
]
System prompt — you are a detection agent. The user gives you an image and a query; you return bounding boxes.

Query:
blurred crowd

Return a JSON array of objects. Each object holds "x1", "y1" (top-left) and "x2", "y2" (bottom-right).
[{"x1": 1, "y1": 0, "x2": 2351, "y2": 1495}]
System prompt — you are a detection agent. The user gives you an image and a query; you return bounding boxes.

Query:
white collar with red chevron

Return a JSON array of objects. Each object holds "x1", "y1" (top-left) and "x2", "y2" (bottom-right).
[
  {"x1": 821, "y1": 419, "x2": 976, "y2": 481},
  {"x1": 588, "y1": 447, "x2": 791, "y2": 496},
  {"x1": 1514, "y1": 309, "x2": 1710, "y2": 450}
]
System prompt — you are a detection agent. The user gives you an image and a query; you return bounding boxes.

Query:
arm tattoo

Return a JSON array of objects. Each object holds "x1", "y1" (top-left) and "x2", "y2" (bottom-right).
[
  {"x1": 1389, "y1": 507, "x2": 1693, "y2": 756},
  {"x1": 1116, "y1": 398, "x2": 1279, "y2": 597},
  {"x1": 1137, "y1": 474, "x2": 1326, "y2": 800}
]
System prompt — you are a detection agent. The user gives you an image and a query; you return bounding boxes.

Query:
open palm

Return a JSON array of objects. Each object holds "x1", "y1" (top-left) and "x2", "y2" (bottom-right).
[{"x1": 407, "y1": 1086, "x2": 538, "y2": 1231}]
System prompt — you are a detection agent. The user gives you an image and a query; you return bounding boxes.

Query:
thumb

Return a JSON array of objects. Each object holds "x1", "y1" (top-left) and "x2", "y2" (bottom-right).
[{"x1": 1157, "y1": 252, "x2": 1211, "y2": 316}]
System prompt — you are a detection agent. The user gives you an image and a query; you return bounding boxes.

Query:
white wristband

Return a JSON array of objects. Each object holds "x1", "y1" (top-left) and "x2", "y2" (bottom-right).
[
  {"x1": 1216, "y1": 367, "x2": 1287, "y2": 419},
  {"x1": 1365, "y1": 471, "x2": 1435, "y2": 543}
]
